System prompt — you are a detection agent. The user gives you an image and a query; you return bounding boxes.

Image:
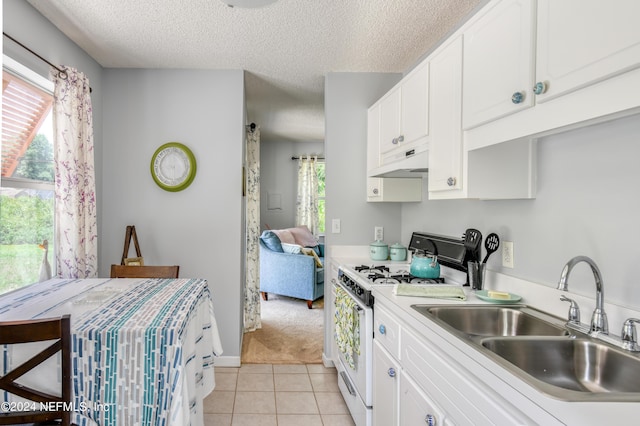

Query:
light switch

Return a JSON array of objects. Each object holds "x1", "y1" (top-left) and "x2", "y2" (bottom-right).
[{"x1": 332, "y1": 219, "x2": 341, "y2": 233}]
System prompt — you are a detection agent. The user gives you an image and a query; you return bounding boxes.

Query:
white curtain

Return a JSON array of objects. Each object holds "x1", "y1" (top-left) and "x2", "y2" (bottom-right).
[
  {"x1": 296, "y1": 156, "x2": 319, "y2": 235},
  {"x1": 244, "y1": 124, "x2": 261, "y2": 332},
  {"x1": 50, "y1": 66, "x2": 98, "y2": 278}
]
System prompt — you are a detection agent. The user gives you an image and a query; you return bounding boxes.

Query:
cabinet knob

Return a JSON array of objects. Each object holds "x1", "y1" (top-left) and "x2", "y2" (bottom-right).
[
  {"x1": 379, "y1": 324, "x2": 386, "y2": 334},
  {"x1": 372, "y1": 188, "x2": 379, "y2": 195},
  {"x1": 533, "y1": 81, "x2": 548, "y2": 95},
  {"x1": 511, "y1": 91, "x2": 525, "y2": 104},
  {"x1": 398, "y1": 135, "x2": 404, "y2": 142},
  {"x1": 387, "y1": 367, "x2": 396, "y2": 378},
  {"x1": 392, "y1": 138, "x2": 399, "y2": 145},
  {"x1": 425, "y1": 414, "x2": 436, "y2": 426},
  {"x1": 447, "y1": 177, "x2": 456, "y2": 187}
]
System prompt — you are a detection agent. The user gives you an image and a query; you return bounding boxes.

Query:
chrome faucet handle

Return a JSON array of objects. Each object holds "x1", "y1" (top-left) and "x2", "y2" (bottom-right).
[
  {"x1": 560, "y1": 295, "x2": 581, "y2": 324},
  {"x1": 621, "y1": 318, "x2": 640, "y2": 352}
]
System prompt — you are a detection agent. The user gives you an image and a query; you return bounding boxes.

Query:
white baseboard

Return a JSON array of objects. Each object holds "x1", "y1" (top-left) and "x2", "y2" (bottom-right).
[
  {"x1": 214, "y1": 355, "x2": 241, "y2": 367},
  {"x1": 322, "y1": 353, "x2": 335, "y2": 368}
]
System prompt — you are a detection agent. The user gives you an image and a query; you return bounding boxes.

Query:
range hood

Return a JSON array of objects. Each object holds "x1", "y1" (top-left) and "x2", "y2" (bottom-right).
[{"x1": 368, "y1": 149, "x2": 429, "y2": 178}]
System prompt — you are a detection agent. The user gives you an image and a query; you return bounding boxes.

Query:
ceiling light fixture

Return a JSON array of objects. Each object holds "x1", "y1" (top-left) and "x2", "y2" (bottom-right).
[{"x1": 220, "y1": 0, "x2": 277, "y2": 8}]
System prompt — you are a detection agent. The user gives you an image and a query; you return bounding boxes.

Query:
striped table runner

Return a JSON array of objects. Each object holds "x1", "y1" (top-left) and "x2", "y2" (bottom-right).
[{"x1": 0, "y1": 278, "x2": 223, "y2": 426}]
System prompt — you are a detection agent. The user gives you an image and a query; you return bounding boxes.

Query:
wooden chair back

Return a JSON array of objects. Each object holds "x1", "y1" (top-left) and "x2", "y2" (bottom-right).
[
  {"x1": 110, "y1": 264, "x2": 180, "y2": 278},
  {"x1": 0, "y1": 315, "x2": 72, "y2": 426}
]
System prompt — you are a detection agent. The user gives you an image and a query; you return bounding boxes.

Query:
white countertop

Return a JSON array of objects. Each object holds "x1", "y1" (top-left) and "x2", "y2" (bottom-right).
[
  {"x1": 370, "y1": 278, "x2": 640, "y2": 425},
  {"x1": 328, "y1": 248, "x2": 640, "y2": 424}
]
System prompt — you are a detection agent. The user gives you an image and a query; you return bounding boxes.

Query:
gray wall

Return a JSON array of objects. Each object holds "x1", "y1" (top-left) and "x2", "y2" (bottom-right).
[
  {"x1": 324, "y1": 73, "x2": 403, "y2": 251},
  {"x1": 102, "y1": 68, "x2": 245, "y2": 358},
  {"x1": 3, "y1": 0, "x2": 105, "y2": 261},
  {"x1": 402, "y1": 115, "x2": 640, "y2": 308},
  {"x1": 260, "y1": 140, "x2": 324, "y2": 231}
]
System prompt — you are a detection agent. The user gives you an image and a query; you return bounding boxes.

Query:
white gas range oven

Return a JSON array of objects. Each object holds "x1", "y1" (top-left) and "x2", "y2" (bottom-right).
[{"x1": 334, "y1": 231, "x2": 479, "y2": 426}]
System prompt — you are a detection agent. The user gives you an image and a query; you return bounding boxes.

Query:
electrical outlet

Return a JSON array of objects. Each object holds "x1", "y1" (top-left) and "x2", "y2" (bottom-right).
[
  {"x1": 332, "y1": 219, "x2": 341, "y2": 234},
  {"x1": 502, "y1": 241, "x2": 514, "y2": 268},
  {"x1": 374, "y1": 226, "x2": 384, "y2": 241}
]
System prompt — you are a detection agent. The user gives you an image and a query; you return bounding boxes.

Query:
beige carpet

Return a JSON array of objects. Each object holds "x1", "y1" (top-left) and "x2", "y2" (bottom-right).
[{"x1": 241, "y1": 294, "x2": 324, "y2": 364}]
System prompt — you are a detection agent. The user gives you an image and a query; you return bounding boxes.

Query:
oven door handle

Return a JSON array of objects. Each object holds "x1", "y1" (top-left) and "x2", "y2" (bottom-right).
[{"x1": 339, "y1": 371, "x2": 356, "y2": 396}]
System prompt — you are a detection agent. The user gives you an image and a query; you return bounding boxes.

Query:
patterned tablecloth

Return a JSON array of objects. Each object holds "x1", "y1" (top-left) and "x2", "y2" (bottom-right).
[{"x1": 0, "y1": 277, "x2": 223, "y2": 426}]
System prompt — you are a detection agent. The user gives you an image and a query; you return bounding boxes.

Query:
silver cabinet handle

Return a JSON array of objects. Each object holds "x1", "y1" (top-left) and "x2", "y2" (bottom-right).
[
  {"x1": 397, "y1": 135, "x2": 404, "y2": 142},
  {"x1": 533, "y1": 81, "x2": 548, "y2": 95},
  {"x1": 392, "y1": 137, "x2": 399, "y2": 145},
  {"x1": 447, "y1": 177, "x2": 456, "y2": 187},
  {"x1": 425, "y1": 414, "x2": 436, "y2": 426},
  {"x1": 372, "y1": 188, "x2": 379, "y2": 195},
  {"x1": 511, "y1": 91, "x2": 525, "y2": 104},
  {"x1": 387, "y1": 367, "x2": 396, "y2": 378}
]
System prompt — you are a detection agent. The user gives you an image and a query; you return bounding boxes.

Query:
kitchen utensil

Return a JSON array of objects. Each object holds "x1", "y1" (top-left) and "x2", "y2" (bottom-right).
[
  {"x1": 482, "y1": 233, "x2": 500, "y2": 264},
  {"x1": 468, "y1": 261, "x2": 486, "y2": 290},
  {"x1": 389, "y1": 243, "x2": 407, "y2": 261},
  {"x1": 464, "y1": 228, "x2": 482, "y2": 262},
  {"x1": 370, "y1": 240, "x2": 389, "y2": 261}
]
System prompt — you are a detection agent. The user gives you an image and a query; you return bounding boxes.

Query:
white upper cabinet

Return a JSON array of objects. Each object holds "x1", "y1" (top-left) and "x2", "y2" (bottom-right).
[
  {"x1": 535, "y1": 0, "x2": 640, "y2": 102},
  {"x1": 400, "y1": 63, "x2": 430, "y2": 147},
  {"x1": 379, "y1": 63, "x2": 429, "y2": 161},
  {"x1": 367, "y1": 104, "x2": 382, "y2": 171},
  {"x1": 463, "y1": 0, "x2": 640, "y2": 132},
  {"x1": 428, "y1": 36, "x2": 464, "y2": 197},
  {"x1": 379, "y1": 88, "x2": 402, "y2": 156},
  {"x1": 462, "y1": 0, "x2": 536, "y2": 130},
  {"x1": 367, "y1": 102, "x2": 422, "y2": 202}
]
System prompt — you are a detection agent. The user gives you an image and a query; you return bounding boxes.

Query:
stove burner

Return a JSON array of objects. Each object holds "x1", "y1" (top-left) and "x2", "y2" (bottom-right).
[
  {"x1": 367, "y1": 272, "x2": 446, "y2": 285},
  {"x1": 408, "y1": 276, "x2": 446, "y2": 285},
  {"x1": 355, "y1": 265, "x2": 390, "y2": 273}
]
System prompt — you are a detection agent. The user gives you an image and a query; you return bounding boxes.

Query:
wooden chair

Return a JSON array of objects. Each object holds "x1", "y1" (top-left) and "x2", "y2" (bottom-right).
[
  {"x1": 0, "y1": 315, "x2": 72, "y2": 426},
  {"x1": 110, "y1": 264, "x2": 180, "y2": 278}
]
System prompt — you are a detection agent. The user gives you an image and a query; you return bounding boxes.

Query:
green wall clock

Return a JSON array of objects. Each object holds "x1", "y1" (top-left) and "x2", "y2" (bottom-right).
[{"x1": 150, "y1": 142, "x2": 197, "y2": 192}]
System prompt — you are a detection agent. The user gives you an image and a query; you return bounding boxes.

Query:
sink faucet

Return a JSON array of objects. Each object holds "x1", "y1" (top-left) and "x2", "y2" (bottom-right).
[{"x1": 557, "y1": 256, "x2": 608, "y2": 335}]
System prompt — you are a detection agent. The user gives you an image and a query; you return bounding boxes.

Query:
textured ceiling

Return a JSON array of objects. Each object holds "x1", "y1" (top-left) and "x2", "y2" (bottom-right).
[{"x1": 27, "y1": 0, "x2": 482, "y2": 143}]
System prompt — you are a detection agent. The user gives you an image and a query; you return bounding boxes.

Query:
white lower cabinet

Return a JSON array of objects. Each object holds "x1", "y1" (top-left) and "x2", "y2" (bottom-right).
[
  {"x1": 400, "y1": 372, "x2": 452, "y2": 426},
  {"x1": 372, "y1": 300, "x2": 561, "y2": 426},
  {"x1": 372, "y1": 341, "x2": 399, "y2": 426}
]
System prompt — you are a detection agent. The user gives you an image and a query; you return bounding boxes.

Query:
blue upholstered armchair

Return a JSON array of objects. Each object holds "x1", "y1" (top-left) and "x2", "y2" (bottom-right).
[{"x1": 259, "y1": 229, "x2": 324, "y2": 309}]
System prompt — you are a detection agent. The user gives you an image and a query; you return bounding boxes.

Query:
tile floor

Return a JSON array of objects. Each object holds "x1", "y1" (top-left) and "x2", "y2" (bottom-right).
[{"x1": 204, "y1": 363, "x2": 355, "y2": 426}]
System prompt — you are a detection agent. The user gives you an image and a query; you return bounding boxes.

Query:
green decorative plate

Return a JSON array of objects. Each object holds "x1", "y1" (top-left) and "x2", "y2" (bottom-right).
[{"x1": 475, "y1": 289, "x2": 522, "y2": 304}]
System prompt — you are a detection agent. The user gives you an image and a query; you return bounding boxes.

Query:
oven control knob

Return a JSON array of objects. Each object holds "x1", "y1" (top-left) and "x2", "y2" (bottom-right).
[
  {"x1": 387, "y1": 367, "x2": 396, "y2": 378},
  {"x1": 425, "y1": 414, "x2": 436, "y2": 426},
  {"x1": 379, "y1": 324, "x2": 386, "y2": 335}
]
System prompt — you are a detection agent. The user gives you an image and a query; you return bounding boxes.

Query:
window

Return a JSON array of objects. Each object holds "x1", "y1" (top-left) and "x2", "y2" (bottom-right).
[
  {"x1": 1, "y1": 57, "x2": 55, "y2": 294},
  {"x1": 316, "y1": 161, "x2": 325, "y2": 234}
]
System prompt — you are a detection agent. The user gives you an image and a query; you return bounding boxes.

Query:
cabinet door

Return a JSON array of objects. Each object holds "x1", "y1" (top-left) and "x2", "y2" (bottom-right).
[
  {"x1": 400, "y1": 373, "x2": 451, "y2": 426},
  {"x1": 535, "y1": 0, "x2": 640, "y2": 103},
  {"x1": 400, "y1": 63, "x2": 429, "y2": 145},
  {"x1": 367, "y1": 104, "x2": 381, "y2": 172},
  {"x1": 462, "y1": 0, "x2": 536, "y2": 129},
  {"x1": 379, "y1": 88, "x2": 402, "y2": 155},
  {"x1": 373, "y1": 341, "x2": 399, "y2": 426},
  {"x1": 428, "y1": 36, "x2": 463, "y2": 194}
]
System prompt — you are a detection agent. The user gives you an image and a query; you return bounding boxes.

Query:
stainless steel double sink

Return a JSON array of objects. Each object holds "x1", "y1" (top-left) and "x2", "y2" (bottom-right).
[{"x1": 411, "y1": 304, "x2": 640, "y2": 401}]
